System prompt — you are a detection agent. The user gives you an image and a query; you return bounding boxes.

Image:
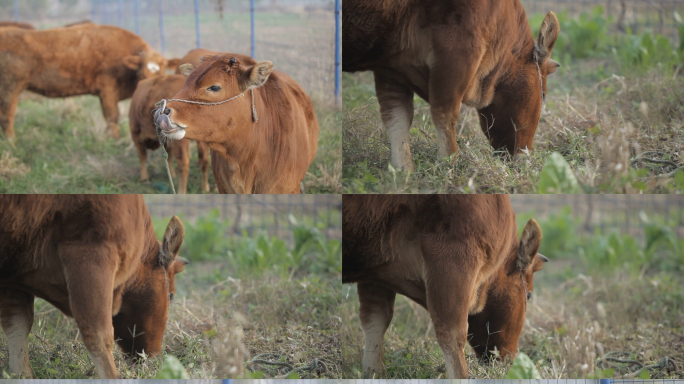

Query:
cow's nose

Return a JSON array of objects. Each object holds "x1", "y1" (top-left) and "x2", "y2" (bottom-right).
[{"x1": 163, "y1": 108, "x2": 171, "y2": 115}]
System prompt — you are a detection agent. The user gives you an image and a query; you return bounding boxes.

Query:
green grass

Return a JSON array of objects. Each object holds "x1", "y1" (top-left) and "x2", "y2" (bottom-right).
[
  {"x1": 0, "y1": 215, "x2": 342, "y2": 379},
  {"x1": 342, "y1": 12, "x2": 684, "y2": 194},
  {"x1": 341, "y1": 210, "x2": 684, "y2": 379},
  {"x1": 0, "y1": 92, "x2": 340, "y2": 193}
]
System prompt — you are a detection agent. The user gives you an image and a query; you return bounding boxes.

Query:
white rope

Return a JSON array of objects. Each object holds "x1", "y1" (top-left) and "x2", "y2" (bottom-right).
[{"x1": 154, "y1": 88, "x2": 258, "y2": 122}]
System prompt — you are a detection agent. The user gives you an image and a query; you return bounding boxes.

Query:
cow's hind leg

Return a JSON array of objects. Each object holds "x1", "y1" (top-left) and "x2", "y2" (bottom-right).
[
  {"x1": 197, "y1": 141, "x2": 210, "y2": 193},
  {"x1": 358, "y1": 282, "x2": 396, "y2": 378},
  {"x1": 61, "y1": 244, "x2": 118, "y2": 378},
  {"x1": 0, "y1": 289, "x2": 34, "y2": 378},
  {"x1": 374, "y1": 73, "x2": 415, "y2": 172}
]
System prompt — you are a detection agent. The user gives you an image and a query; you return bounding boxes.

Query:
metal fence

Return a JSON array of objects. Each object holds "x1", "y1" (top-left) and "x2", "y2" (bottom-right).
[
  {"x1": 510, "y1": 195, "x2": 684, "y2": 237},
  {"x1": 520, "y1": 0, "x2": 684, "y2": 44},
  {"x1": 0, "y1": 0, "x2": 340, "y2": 105},
  {"x1": 143, "y1": 194, "x2": 342, "y2": 241}
]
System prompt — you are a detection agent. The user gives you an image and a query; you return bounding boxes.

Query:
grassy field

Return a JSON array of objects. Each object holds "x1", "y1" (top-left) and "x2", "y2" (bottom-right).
[
  {"x1": 342, "y1": 10, "x2": 684, "y2": 194},
  {"x1": 0, "y1": 92, "x2": 341, "y2": 194},
  {"x1": 0, "y1": 213, "x2": 342, "y2": 379},
  {"x1": 341, "y1": 209, "x2": 684, "y2": 379}
]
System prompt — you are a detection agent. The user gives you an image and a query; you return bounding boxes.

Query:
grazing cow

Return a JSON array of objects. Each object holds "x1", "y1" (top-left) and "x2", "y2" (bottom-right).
[
  {"x1": 129, "y1": 74, "x2": 211, "y2": 194},
  {"x1": 343, "y1": 0, "x2": 560, "y2": 171},
  {"x1": 155, "y1": 51, "x2": 319, "y2": 194},
  {"x1": 0, "y1": 24, "x2": 167, "y2": 141},
  {"x1": 0, "y1": 21, "x2": 34, "y2": 30},
  {"x1": 0, "y1": 195, "x2": 187, "y2": 378},
  {"x1": 342, "y1": 195, "x2": 548, "y2": 378}
]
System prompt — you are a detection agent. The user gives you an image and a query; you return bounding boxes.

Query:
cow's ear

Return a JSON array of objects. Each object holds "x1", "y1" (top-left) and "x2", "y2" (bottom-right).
[
  {"x1": 241, "y1": 61, "x2": 273, "y2": 90},
  {"x1": 545, "y1": 59, "x2": 560, "y2": 75},
  {"x1": 160, "y1": 216, "x2": 185, "y2": 268},
  {"x1": 179, "y1": 63, "x2": 195, "y2": 77},
  {"x1": 516, "y1": 219, "x2": 542, "y2": 271},
  {"x1": 123, "y1": 55, "x2": 143, "y2": 70},
  {"x1": 534, "y1": 11, "x2": 560, "y2": 63}
]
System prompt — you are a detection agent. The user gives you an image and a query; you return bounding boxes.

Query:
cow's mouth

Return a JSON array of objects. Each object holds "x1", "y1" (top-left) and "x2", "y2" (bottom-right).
[{"x1": 155, "y1": 113, "x2": 186, "y2": 140}]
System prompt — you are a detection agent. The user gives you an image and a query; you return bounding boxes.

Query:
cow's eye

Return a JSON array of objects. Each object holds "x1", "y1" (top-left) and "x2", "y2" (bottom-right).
[
  {"x1": 526, "y1": 292, "x2": 531, "y2": 300},
  {"x1": 207, "y1": 85, "x2": 221, "y2": 92},
  {"x1": 169, "y1": 292, "x2": 174, "y2": 301}
]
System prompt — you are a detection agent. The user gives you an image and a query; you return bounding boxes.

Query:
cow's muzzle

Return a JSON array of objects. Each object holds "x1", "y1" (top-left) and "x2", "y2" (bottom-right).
[{"x1": 154, "y1": 108, "x2": 185, "y2": 139}]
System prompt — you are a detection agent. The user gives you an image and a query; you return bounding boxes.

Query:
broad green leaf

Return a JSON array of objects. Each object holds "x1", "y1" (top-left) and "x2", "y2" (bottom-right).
[{"x1": 537, "y1": 152, "x2": 581, "y2": 193}]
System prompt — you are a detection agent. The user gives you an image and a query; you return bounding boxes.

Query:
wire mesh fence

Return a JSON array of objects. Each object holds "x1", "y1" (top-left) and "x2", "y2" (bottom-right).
[
  {"x1": 143, "y1": 194, "x2": 342, "y2": 242},
  {"x1": 520, "y1": 0, "x2": 684, "y2": 43},
  {"x1": 0, "y1": 0, "x2": 337, "y2": 104},
  {"x1": 510, "y1": 195, "x2": 684, "y2": 238}
]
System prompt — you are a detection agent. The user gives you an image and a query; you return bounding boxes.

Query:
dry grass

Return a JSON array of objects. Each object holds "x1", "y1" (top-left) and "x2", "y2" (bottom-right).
[
  {"x1": 342, "y1": 60, "x2": 684, "y2": 193},
  {"x1": 0, "y1": 263, "x2": 342, "y2": 379},
  {"x1": 341, "y1": 265, "x2": 684, "y2": 379}
]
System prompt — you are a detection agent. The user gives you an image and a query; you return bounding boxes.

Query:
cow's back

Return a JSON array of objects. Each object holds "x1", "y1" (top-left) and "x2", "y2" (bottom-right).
[
  {"x1": 0, "y1": 195, "x2": 154, "y2": 305},
  {"x1": 342, "y1": 195, "x2": 517, "y2": 284}
]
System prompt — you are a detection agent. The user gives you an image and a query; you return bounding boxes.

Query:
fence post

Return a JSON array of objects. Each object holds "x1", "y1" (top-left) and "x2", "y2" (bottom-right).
[
  {"x1": 103, "y1": 0, "x2": 107, "y2": 25},
  {"x1": 158, "y1": 0, "x2": 165, "y2": 55},
  {"x1": 194, "y1": 0, "x2": 201, "y2": 48},
  {"x1": 251, "y1": 0, "x2": 256, "y2": 58},
  {"x1": 134, "y1": 0, "x2": 140, "y2": 35},
  {"x1": 117, "y1": 0, "x2": 122, "y2": 27},
  {"x1": 335, "y1": 0, "x2": 341, "y2": 107},
  {"x1": 13, "y1": 0, "x2": 18, "y2": 22}
]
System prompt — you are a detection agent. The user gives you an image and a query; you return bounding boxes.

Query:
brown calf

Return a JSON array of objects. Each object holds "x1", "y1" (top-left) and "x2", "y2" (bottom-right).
[
  {"x1": 343, "y1": 0, "x2": 560, "y2": 171},
  {"x1": 0, "y1": 195, "x2": 187, "y2": 378},
  {"x1": 155, "y1": 51, "x2": 319, "y2": 194},
  {"x1": 0, "y1": 24, "x2": 167, "y2": 141},
  {"x1": 0, "y1": 21, "x2": 34, "y2": 29},
  {"x1": 129, "y1": 74, "x2": 211, "y2": 194},
  {"x1": 343, "y1": 195, "x2": 547, "y2": 378}
]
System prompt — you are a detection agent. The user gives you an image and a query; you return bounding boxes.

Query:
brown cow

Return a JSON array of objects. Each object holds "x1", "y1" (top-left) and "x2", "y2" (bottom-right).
[
  {"x1": 0, "y1": 24, "x2": 167, "y2": 141},
  {"x1": 342, "y1": 195, "x2": 547, "y2": 378},
  {"x1": 0, "y1": 195, "x2": 187, "y2": 378},
  {"x1": 0, "y1": 21, "x2": 34, "y2": 29},
  {"x1": 129, "y1": 74, "x2": 211, "y2": 194},
  {"x1": 154, "y1": 51, "x2": 319, "y2": 194},
  {"x1": 343, "y1": 0, "x2": 560, "y2": 171}
]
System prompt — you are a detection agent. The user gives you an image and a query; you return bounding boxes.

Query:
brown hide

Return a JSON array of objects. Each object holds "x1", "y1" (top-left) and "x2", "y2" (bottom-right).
[
  {"x1": 0, "y1": 195, "x2": 186, "y2": 378},
  {"x1": 0, "y1": 24, "x2": 167, "y2": 141},
  {"x1": 156, "y1": 51, "x2": 319, "y2": 194},
  {"x1": 129, "y1": 75, "x2": 211, "y2": 194},
  {"x1": 342, "y1": 195, "x2": 546, "y2": 378},
  {"x1": 0, "y1": 21, "x2": 34, "y2": 29},
  {"x1": 343, "y1": 0, "x2": 560, "y2": 171}
]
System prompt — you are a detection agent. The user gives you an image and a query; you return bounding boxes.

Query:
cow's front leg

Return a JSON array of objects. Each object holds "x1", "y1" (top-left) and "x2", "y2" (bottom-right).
[
  {"x1": 423, "y1": 240, "x2": 480, "y2": 379},
  {"x1": 0, "y1": 80, "x2": 28, "y2": 143},
  {"x1": 98, "y1": 90, "x2": 121, "y2": 139},
  {"x1": 173, "y1": 138, "x2": 190, "y2": 194},
  {"x1": 0, "y1": 289, "x2": 34, "y2": 378},
  {"x1": 429, "y1": 36, "x2": 485, "y2": 160},
  {"x1": 62, "y1": 245, "x2": 118, "y2": 378},
  {"x1": 374, "y1": 73, "x2": 415, "y2": 172},
  {"x1": 357, "y1": 282, "x2": 396, "y2": 378},
  {"x1": 197, "y1": 141, "x2": 211, "y2": 193}
]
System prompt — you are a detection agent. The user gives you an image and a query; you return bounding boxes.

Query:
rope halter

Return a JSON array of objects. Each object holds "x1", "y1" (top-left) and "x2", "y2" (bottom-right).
[{"x1": 154, "y1": 88, "x2": 258, "y2": 123}]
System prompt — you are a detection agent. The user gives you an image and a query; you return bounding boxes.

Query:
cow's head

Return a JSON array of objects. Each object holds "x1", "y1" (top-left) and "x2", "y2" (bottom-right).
[
  {"x1": 123, "y1": 50, "x2": 167, "y2": 80},
  {"x1": 467, "y1": 218, "x2": 547, "y2": 361},
  {"x1": 478, "y1": 12, "x2": 560, "y2": 157},
  {"x1": 112, "y1": 216, "x2": 187, "y2": 358},
  {"x1": 154, "y1": 55, "x2": 272, "y2": 144}
]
